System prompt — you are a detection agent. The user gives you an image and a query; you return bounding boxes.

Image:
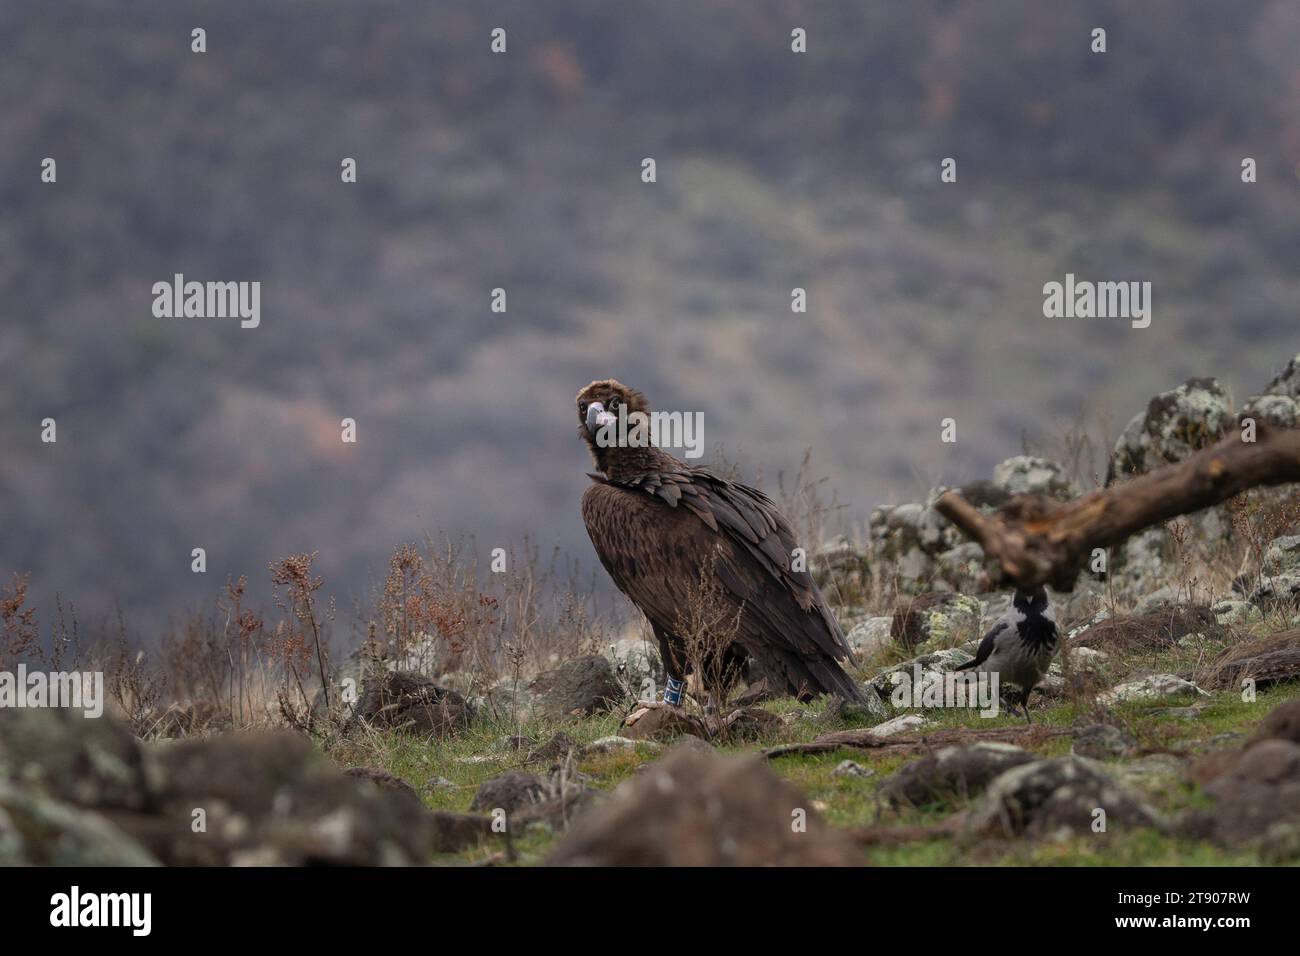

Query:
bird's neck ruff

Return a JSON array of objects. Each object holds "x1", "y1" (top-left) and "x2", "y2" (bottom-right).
[
  {"x1": 1016, "y1": 613, "x2": 1058, "y2": 651},
  {"x1": 584, "y1": 430, "x2": 683, "y2": 480}
]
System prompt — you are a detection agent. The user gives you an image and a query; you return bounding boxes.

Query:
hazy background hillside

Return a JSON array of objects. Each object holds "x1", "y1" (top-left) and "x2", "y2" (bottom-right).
[{"x1": 3, "y1": 0, "x2": 1299, "y2": 633}]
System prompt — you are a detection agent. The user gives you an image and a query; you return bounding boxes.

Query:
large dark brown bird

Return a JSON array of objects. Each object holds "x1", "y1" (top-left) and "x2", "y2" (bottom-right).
[{"x1": 576, "y1": 379, "x2": 862, "y2": 704}]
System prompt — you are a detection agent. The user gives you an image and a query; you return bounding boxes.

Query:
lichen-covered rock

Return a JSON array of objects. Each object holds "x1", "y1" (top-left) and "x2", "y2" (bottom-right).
[
  {"x1": 934, "y1": 543, "x2": 989, "y2": 591},
  {"x1": 868, "y1": 503, "x2": 938, "y2": 591},
  {"x1": 1097, "y1": 674, "x2": 1208, "y2": 705},
  {"x1": 528, "y1": 655, "x2": 624, "y2": 718},
  {"x1": 1181, "y1": 739, "x2": 1300, "y2": 847},
  {"x1": 1118, "y1": 527, "x2": 1170, "y2": 589},
  {"x1": 1, "y1": 709, "x2": 459, "y2": 866},
  {"x1": 991, "y1": 456, "x2": 1079, "y2": 500},
  {"x1": 150, "y1": 729, "x2": 441, "y2": 865},
  {"x1": 473, "y1": 677, "x2": 535, "y2": 721},
  {"x1": 0, "y1": 708, "x2": 154, "y2": 812},
  {"x1": 811, "y1": 535, "x2": 870, "y2": 593},
  {"x1": 606, "y1": 637, "x2": 664, "y2": 695},
  {"x1": 469, "y1": 770, "x2": 545, "y2": 815},
  {"x1": 1262, "y1": 352, "x2": 1300, "y2": 398},
  {"x1": 0, "y1": 781, "x2": 159, "y2": 866},
  {"x1": 1111, "y1": 754, "x2": 1187, "y2": 801},
  {"x1": 833, "y1": 760, "x2": 874, "y2": 779},
  {"x1": 546, "y1": 746, "x2": 862, "y2": 866},
  {"x1": 582, "y1": 736, "x2": 662, "y2": 757},
  {"x1": 1063, "y1": 646, "x2": 1109, "y2": 670},
  {"x1": 1264, "y1": 535, "x2": 1300, "y2": 574},
  {"x1": 1106, "y1": 377, "x2": 1232, "y2": 484},
  {"x1": 869, "y1": 714, "x2": 931, "y2": 737},
  {"x1": 1212, "y1": 599, "x2": 1262, "y2": 627},
  {"x1": 819, "y1": 684, "x2": 890, "y2": 722},
  {"x1": 1072, "y1": 723, "x2": 1133, "y2": 760},
  {"x1": 1248, "y1": 572, "x2": 1300, "y2": 613},
  {"x1": 845, "y1": 616, "x2": 893, "y2": 658},
  {"x1": 354, "y1": 670, "x2": 474, "y2": 737},
  {"x1": 966, "y1": 756, "x2": 1163, "y2": 839},
  {"x1": 880, "y1": 742, "x2": 1035, "y2": 808},
  {"x1": 869, "y1": 648, "x2": 975, "y2": 700},
  {"x1": 1240, "y1": 393, "x2": 1299, "y2": 429},
  {"x1": 890, "y1": 592, "x2": 983, "y2": 652}
]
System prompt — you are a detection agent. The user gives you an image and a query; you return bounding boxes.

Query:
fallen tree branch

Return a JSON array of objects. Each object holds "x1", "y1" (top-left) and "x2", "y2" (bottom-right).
[
  {"x1": 761, "y1": 724, "x2": 1072, "y2": 760},
  {"x1": 935, "y1": 422, "x2": 1300, "y2": 592}
]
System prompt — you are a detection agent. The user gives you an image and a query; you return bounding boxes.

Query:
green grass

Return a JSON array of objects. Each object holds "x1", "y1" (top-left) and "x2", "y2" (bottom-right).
[{"x1": 318, "y1": 654, "x2": 1300, "y2": 866}]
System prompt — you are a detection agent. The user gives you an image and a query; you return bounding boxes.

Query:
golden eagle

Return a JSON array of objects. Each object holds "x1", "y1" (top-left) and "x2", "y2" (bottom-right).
[{"x1": 576, "y1": 379, "x2": 862, "y2": 704}]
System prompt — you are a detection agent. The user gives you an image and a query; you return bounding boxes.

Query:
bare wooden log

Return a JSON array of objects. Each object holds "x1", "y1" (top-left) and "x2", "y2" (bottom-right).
[
  {"x1": 934, "y1": 422, "x2": 1300, "y2": 592},
  {"x1": 761, "y1": 724, "x2": 1071, "y2": 760}
]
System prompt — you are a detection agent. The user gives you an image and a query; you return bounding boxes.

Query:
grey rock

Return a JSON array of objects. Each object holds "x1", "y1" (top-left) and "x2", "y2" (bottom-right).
[
  {"x1": 967, "y1": 756, "x2": 1163, "y2": 838},
  {"x1": 833, "y1": 759, "x2": 875, "y2": 779},
  {"x1": 547, "y1": 747, "x2": 862, "y2": 866},
  {"x1": 606, "y1": 637, "x2": 664, "y2": 694},
  {"x1": 353, "y1": 670, "x2": 474, "y2": 737},
  {"x1": 1263, "y1": 353, "x2": 1300, "y2": 399},
  {"x1": 870, "y1": 714, "x2": 930, "y2": 737},
  {"x1": 890, "y1": 592, "x2": 983, "y2": 652},
  {"x1": 1107, "y1": 377, "x2": 1232, "y2": 483},
  {"x1": 1072, "y1": 724, "x2": 1133, "y2": 760},
  {"x1": 1241, "y1": 394, "x2": 1299, "y2": 429},
  {"x1": 1098, "y1": 674, "x2": 1208, "y2": 705},
  {"x1": 1250, "y1": 571, "x2": 1300, "y2": 612},
  {"x1": 880, "y1": 742, "x2": 1034, "y2": 807},
  {"x1": 469, "y1": 770, "x2": 545, "y2": 814},
  {"x1": 1212, "y1": 599, "x2": 1262, "y2": 627},
  {"x1": 582, "y1": 736, "x2": 662, "y2": 757},
  {"x1": 1265, "y1": 535, "x2": 1300, "y2": 574},
  {"x1": 528, "y1": 655, "x2": 624, "y2": 718},
  {"x1": 992, "y1": 456, "x2": 1079, "y2": 500},
  {"x1": 821, "y1": 684, "x2": 890, "y2": 723},
  {"x1": 845, "y1": 617, "x2": 894, "y2": 658},
  {"x1": 0, "y1": 781, "x2": 159, "y2": 866},
  {"x1": 869, "y1": 648, "x2": 975, "y2": 698}
]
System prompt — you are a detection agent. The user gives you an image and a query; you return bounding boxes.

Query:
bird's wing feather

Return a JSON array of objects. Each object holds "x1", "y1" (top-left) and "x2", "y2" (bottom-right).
[
  {"x1": 582, "y1": 468, "x2": 860, "y2": 700},
  {"x1": 955, "y1": 621, "x2": 1008, "y2": 671}
]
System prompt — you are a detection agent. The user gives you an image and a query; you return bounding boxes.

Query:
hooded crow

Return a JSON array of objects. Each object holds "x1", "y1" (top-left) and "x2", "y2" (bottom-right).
[{"x1": 955, "y1": 587, "x2": 1059, "y2": 721}]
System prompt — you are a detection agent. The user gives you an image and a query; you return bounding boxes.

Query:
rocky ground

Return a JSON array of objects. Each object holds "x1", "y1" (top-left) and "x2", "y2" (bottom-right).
[
  {"x1": 5, "y1": 359, "x2": 1300, "y2": 866},
  {"x1": 4, "y1": 607, "x2": 1300, "y2": 866}
]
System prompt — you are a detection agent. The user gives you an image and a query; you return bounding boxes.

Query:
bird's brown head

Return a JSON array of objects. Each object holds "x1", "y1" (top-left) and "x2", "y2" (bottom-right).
[{"x1": 575, "y1": 378, "x2": 657, "y2": 476}]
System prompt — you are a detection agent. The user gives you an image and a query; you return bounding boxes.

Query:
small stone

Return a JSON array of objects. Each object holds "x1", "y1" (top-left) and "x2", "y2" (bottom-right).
[
  {"x1": 833, "y1": 760, "x2": 875, "y2": 779},
  {"x1": 1098, "y1": 674, "x2": 1208, "y2": 705},
  {"x1": 870, "y1": 714, "x2": 930, "y2": 737},
  {"x1": 1072, "y1": 723, "x2": 1133, "y2": 760},
  {"x1": 582, "y1": 735, "x2": 663, "y2": 756},
  {"x1": 845, "y1": 617, "x2": 894, "y2": 657}
]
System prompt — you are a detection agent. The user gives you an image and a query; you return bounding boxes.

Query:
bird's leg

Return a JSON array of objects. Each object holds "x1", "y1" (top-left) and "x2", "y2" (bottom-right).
[
  {"x1": 663, "y1": 675, "x2": 687, "y2": 708},
  {"x1": 1021, "y1": 687, "x2": 1034, "y2": 724}
]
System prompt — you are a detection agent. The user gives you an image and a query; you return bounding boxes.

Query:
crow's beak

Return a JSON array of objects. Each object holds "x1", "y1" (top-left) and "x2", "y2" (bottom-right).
[{"x1": 585, "y1": 401, "x2": 616, "y2": 434}]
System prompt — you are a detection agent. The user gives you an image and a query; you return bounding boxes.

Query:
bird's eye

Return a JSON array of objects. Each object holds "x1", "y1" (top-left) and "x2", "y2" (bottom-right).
[
  {"x1": 608, "y1": 396, "x2": 621, "y2": 411},
  {"x1": 579, "y1": 402, "x2": 588, "y2": 416}
]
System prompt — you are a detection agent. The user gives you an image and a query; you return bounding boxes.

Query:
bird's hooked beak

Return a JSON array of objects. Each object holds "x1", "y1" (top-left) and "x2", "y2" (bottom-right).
[{"x1": 585, "y1": 401, "x2": 617, "y2": 435}]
